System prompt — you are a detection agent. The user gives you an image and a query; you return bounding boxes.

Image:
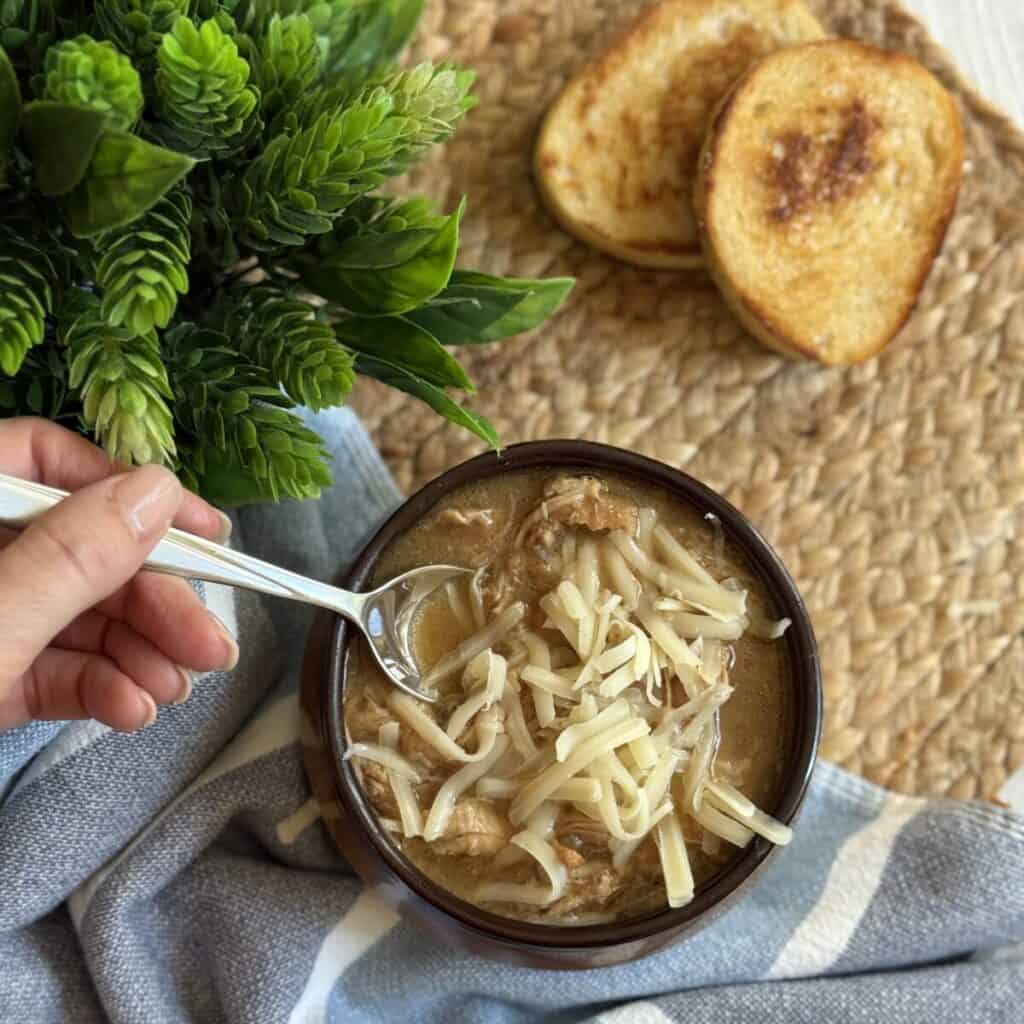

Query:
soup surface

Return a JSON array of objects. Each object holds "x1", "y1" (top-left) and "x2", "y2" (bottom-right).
[{"x1": 344, "y1": 469, "x2": 794, "y2": 924}]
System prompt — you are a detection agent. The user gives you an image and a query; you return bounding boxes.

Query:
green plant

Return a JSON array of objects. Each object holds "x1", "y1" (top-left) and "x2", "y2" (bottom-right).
[{"x1": 0, "y1": 1, "x2": 572, "y2": 505}]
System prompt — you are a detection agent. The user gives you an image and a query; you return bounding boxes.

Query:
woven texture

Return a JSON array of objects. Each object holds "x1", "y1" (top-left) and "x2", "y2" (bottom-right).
[{"x1": 352, "y1": 0, "x2": 1024, "y2": 801}]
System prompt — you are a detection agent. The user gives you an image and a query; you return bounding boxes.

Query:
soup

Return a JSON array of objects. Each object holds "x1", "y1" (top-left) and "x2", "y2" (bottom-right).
[{"x1": 343, "y1": 471, "x2": 794, "y2": 925}]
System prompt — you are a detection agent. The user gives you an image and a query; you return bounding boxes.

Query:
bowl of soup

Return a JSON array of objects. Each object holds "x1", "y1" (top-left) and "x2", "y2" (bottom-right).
[{"x1": 300, "y1": 441, "x2": 821, "y2": 968}]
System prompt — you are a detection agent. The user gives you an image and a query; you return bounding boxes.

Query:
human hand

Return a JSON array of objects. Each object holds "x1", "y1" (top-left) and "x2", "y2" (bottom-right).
[{"x1": 0, "y1": 418, "x2": 239, "y2": 732}]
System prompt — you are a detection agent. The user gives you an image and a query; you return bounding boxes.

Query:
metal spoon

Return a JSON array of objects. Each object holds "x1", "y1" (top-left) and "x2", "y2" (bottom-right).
[{"x1": 0, "y1": 472, "x2": 463, "y2": 703}]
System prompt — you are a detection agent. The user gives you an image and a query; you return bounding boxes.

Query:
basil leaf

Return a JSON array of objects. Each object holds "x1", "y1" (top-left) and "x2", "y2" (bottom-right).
[
  {"x1": 0, "y1": 46, "x2": 19, "y2": 178},
  {"x1": 407, "y1": 282, "x2": 525, "y2": 342},
  {"x1": 304, "y1": 198, "x2": 463, "y2": 316},
  {"x1": 320, "y1": 226, "x2": 440, "y2": 269},
  {"x1": 65, "y1": 132, "x2": 195, "y2": 237},
  {"x1": 355, "y1": 351, "x2": 498, "y2": 449},
  {"x1": 337, "y1": 316, "x2": 473, "y2": 392},
  {"x1": 22, "y1": 101, "x2": 107, "y2": 196},
  {"x1": 409, "y1": 270, "x2": 574, "y2": 343}
]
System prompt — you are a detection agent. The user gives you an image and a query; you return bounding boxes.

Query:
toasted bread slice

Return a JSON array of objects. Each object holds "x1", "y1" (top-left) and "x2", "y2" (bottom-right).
[
  {"x1": 695, "y1": 40, "x2": 964, "y2": 365},
  {"x1": 534, "y1": 0, "x2": 824, "y2": 269}
]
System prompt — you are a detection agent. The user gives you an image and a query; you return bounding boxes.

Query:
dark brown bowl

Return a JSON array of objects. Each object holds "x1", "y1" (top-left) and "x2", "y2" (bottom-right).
[{"x1": 300, "y1": 441, "x2": 821, "y2": 969}]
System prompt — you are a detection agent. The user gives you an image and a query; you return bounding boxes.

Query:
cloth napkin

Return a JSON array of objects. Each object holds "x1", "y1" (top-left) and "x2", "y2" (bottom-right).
[{"x1": 2, "y1": 408, "x2": 1022, "y2": 1024}]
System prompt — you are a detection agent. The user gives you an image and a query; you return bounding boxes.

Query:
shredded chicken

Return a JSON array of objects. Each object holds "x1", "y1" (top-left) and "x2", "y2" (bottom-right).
[
  {"x1": 432, "y1": 798, "x2": 512, "y2": 857},
  {"x1": 630, "y1": 837, "x2": 662, "y2": 876},
  {"x1": 359, "y1": 761, "x2": 399, "y2": 818},
  {"x1": 346, "y1": 695, "x2": 392, "y2": 744},
  {"x1": 514, "y1": 476, "x2": 637, "y2": 550},
  {"x1": 543, "y1": 476, "x2": 639, "y2": 535},
  {"x1": 547, "y1": 867, "x2": 618, "y2": 917},
  {"x1": 525, "y1": 520, "x2": 563, "y2": 554},
  {"x1": 551, "y1": 840, "x2": 586, "y2": 870},
  {"x1": 481, "y1": 477, "x2": 642, "y2": 611},
  {"x1": 492, "y1": 551, "x2": 561, "y2": 608},
  {"x1": 440, "y1": 508, "x2": 498, "y2": 530},
  {"x1": 556, "y1": 814, "x2": 611, "y2": 855},
  {"x1": 432, "y1": 834, "x2": 507, "y2": 857}
]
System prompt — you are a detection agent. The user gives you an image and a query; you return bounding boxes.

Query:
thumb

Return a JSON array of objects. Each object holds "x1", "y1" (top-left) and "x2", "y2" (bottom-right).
[{"x1": 0, "y1": 465, "x2": 184, "y2": 683}]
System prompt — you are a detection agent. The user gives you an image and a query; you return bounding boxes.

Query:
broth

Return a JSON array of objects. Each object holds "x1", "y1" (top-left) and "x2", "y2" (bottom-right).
[{"x1": 344, "y1": 469, "x2": 793, "y2": 924}]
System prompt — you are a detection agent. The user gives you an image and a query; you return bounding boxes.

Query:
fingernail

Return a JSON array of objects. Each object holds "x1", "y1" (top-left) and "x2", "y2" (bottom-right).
[
  {"x1": 137, "y1": 691, "x2": 158, "y2": 730},
  {"x1": 214, "y1": 511, "x2": 233, "y2": 545},
  {"x1": 210, "y1": 613, "x2": 240, "y2": 671},
  {"x1": 174, "y1": 667, "x2": 194, "y2": 705},
  {"x1": 114, "y1": 466, "x2": 182, "y2": 541}
]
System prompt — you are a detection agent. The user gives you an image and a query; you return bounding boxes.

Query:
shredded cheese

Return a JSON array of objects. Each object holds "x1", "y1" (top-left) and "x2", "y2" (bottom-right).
[
  {"x1": 522, "y1": 631, "x2": 556, "y2": 729},
  {"x1": 653, "y1": 523, "x2": 718, "y2": 587},
  {"x1": 656, "y1": 813, "x2": 695, "y2": 908},
  {"x1": 446, "y1": 650, "x2": 507, "y2": 739},
  {"x1": 421, "y1": 602, "x2": 527, "y2": 690},
  {"x1": 476, "y1": 830, "x2": 568, "y2": 907},
  {"x1": 388, "y1": 692, "x2": 503, "y2": 763},
  {"x1": 555, "y1": 699, "x2": 631, "y2": 762},
  {"x1": 446, "y1": 580, "x2": 474, "y2": 633},
  {"x1": 378, "y1": 723, "x2": 423, "y2": 839},
  {"x1": 510, "y1": 717, "x2": 651, "y2": 824},
  {"x1": 694, "y1": 801, "x2": 756, "y2": 848},
  {"x1": 705, "y1": 780, "x2": 793, "y2": 846},
  {"x1": 577, "y1": 538, "x2": 601, "y2": 606},
  {"x1": 423, "y1": 736, "x2": 509, "y2": 841},
  {"x1": 345, "y1": 742, "x2": 421, "y2": 781}
]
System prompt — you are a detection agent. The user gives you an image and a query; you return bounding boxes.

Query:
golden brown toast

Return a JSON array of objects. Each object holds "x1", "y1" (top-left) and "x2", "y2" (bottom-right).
[
  {"x1": 695, "y1": 40, "x2": 964, "y2": 365},
  {"x1": 534, "y1": 0, "x2": 824, "y2": 269}
]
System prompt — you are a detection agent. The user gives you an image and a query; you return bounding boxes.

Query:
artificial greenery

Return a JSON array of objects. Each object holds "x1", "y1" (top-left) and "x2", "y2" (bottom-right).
[{"x1": 0, "y1": 0, "x2": 572, "y2": 504}]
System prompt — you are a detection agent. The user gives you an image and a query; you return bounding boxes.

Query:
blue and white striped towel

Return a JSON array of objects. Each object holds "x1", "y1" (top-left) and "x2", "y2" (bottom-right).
[{"x1": 2, "y1": 409, "x2": 1022, "y2": 1023}]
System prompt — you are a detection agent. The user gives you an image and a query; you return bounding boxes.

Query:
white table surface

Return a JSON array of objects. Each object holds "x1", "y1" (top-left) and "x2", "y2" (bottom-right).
[{"x1": 902, "y1": 0, "x2": 1023, "y2": 125}]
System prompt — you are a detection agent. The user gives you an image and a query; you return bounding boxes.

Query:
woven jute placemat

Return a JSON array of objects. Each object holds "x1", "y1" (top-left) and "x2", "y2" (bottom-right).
[{"x1": 352, "y1": 0, "x2": 1024, "y2": 801}]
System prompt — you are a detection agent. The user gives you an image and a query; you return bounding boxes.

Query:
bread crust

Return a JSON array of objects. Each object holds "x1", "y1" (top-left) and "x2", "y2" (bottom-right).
[{"x1": 695, "y1": 39, "x2": 964, "y2": 365}]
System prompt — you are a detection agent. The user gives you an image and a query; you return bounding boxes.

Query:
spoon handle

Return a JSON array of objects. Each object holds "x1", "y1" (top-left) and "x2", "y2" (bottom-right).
[{"x1": 0, "y1": 472, "x2": 363, "y2": 619}]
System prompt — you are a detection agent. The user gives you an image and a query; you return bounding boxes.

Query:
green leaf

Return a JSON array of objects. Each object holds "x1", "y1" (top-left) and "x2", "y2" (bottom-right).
[
  {"x1": 409, "y1": 271, "x2": 575, "y2": 344},
  {"x1": 21, "y1": 101, "x2": 106, "y2": 195},
  {"x1": 322, "y1": 0, "x2": 425, "y2": 77},
  {"x1": 65, "y1": 132, "x2": 195, "y2": 237},
  {"x1": 0, "y1": 45, "x2": 19, "y2": 175},
  {"x1": 303, "y1": 198, "x2": 463, "y2": 316},
  {"x1": 337, "y1": 316, "x2": 473, "y2": 391},
  {"x1": 187, "y1": 446, "x2": 283, "y2": 506},
  {"x1": 356, "y1": 351, "x2": 498, "y2": 449},
  {"x1": 321, "y1": 227, "x2": 442, "y2": 270},
  {"x1": 406, "y1": 282, "x2": 524, "y2": 342},
  {"x1": 380, "y1": 0, "x2": 425, "y2": 59}
]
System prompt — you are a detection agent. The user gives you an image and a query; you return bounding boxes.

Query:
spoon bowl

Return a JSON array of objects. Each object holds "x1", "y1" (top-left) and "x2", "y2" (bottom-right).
[{"x1": 359, "y1": 565, "x2": 471, "y2": 703}]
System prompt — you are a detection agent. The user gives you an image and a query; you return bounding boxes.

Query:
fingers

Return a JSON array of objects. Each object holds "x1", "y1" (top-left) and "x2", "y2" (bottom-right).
[
  {"x1": 99, "y1": 573, "x2": 239, "y2": 672},
  {"x1": 0, "y1": 421, "x2": 238, "y2": 731},
  {"x1": 0, "y1": 648, "x2": 157, "y2": 732},
  {"x1": 4, "y1": 530, "x2": 236, "y2": 671},
  {"x1": 103, "y1": 622, "x2": 194, "y2": 707},
  {"x1": 0, "y1": 465, "x2": 184, "y2": 684},
  {"x1": 1, "y1": 417, "x2": 231, "y2": 541},
  {"x1": 2, "y1": 416, "x2": 118, "y2": 491},
  {"x1": 176, "y1": 497, "x2": 232, "y2": 543},
  {"x1": 53, "y1": 612, "x2": 192, "y2": 706}
]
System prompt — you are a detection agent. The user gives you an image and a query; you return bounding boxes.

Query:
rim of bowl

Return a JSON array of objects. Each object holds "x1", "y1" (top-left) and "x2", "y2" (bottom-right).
[{"x1": 323, "y1": 440, "x2": 822, "y2": 950}]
